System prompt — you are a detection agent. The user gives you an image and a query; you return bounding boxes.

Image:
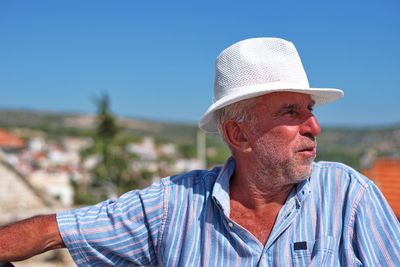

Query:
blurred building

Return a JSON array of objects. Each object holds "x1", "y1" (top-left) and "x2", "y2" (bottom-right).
[
  {"x1": 363, "y1": 157, "x2": 400, "y2": 219},
  {"x1": 0, "y1": 128, "x2": 25, "y2": 152},
  {"x1": 0, "y1": 156, "x2": 51, "y2": 224},
  {"x1": 0, "y1": 129, "x2": 76, "y2": 208},
  {"x1": 127, "y1": 137, "x2": 158, "y2": 160},
  {"x1": 0, "y1": 129, "x2": 76, "y2": 266}
]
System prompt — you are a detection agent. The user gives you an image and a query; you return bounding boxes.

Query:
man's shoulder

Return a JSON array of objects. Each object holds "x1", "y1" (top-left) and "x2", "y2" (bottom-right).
[
  {"x1": 161, "y1": 166, "x2": 223, "y2": 190},
  {"x1": 312, "y1": 161, "x2": 372, "y2": 189}
]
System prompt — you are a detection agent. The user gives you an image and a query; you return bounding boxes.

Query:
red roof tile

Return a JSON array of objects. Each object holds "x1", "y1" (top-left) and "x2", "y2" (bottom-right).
[
  {"x1": 0, "y1": 128, "x2": 25, "y2": 149},
  {"x1": 363, "y1": 158, "x2": 400, "y2": 218}
]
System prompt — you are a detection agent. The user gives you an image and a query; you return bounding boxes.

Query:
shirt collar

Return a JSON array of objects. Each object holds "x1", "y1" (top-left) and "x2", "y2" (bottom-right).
[{"x1": 212, "y1": 156, "x2": 235, "y2": 217}]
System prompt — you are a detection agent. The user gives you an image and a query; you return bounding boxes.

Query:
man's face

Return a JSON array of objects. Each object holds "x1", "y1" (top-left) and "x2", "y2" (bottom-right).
[{"x1": 242, "y1": 92, "x2": 321, "y2": 185}]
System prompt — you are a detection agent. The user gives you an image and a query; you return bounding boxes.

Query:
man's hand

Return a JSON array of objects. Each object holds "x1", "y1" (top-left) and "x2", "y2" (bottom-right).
[{"x1": 0, "y1": 214, "x2": 65, "y2": 262}]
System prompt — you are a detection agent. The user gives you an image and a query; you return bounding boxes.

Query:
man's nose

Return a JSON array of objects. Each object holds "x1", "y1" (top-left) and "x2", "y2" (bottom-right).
[{"x1": 300, "y1": 115, "x2": 321, "y2": 138}]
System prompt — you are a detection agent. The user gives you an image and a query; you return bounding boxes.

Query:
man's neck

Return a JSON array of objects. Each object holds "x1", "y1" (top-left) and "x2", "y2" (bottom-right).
[
  {"x1": 228, "y1": 170, "x2": 294, "y2": 245},
  {"x1": 229, "y1": 171, "x2": 294, "y2": 212}
]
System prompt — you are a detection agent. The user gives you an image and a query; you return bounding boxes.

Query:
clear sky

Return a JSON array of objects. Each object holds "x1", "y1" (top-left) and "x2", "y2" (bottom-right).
[{"x1": 0, "y1": 0, "x2": 399, "y2": 127}]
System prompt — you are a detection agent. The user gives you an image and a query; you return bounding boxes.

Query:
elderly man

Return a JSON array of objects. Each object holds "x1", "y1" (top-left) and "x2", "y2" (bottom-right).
[{"x1": 1, "y1": 37, "x2": 399, "y2": 266}]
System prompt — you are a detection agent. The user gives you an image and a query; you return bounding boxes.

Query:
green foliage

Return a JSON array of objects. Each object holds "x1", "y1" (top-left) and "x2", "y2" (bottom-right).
[
  {"x1": 95, "y1": 94, "x2": 118, "y2": 140},
  {"x1": 76, "y1": 93, "x2": 144, "y2": 203},
  {"x1": 71, "y1": 179, "x2": 99, "y2": 205},
  {"x1": 178, "y1": 143, "x2": 196, "y2": 158},
  {"x1": 316, "y1": 149, "x2": 361, "y2": 170},
  {"x1": 207, "y1": 147, "x2": 230, "y2": 167},
  {"x1": 205, "y1": 135, "x2": 230, "y2": 167},
  {"x1": 114, "y1": 131, "x2": 142, "y2": 145}
]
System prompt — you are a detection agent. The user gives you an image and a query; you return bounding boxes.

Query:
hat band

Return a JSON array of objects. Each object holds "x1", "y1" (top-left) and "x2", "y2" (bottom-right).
[{"x1": 213, "y1": 81, "x2": 310, "y2": 103}]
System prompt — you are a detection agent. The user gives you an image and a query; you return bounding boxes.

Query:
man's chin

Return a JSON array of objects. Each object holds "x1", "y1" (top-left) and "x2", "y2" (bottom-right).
[{"x1": 293, "y1": 164, "x2": 313, "y2": 181}]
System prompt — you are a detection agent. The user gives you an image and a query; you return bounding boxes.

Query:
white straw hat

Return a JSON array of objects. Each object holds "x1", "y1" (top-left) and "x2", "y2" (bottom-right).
[{"x1": 199, "y1": 37, "x2": 344, "y2": 133}]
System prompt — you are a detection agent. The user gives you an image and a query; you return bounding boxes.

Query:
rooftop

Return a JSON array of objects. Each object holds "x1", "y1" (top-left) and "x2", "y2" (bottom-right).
[
  {"x1": 363, "y1": 157, "x2": 400, "y2": 218},
  {"x1": 0, "y1": 128, "x2": 25, "y2": 149}
]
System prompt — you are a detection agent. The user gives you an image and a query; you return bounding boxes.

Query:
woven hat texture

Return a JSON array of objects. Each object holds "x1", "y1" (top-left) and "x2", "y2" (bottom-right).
[{"x1": 199, "y1": 37, "x2": 343, "y2": 133}]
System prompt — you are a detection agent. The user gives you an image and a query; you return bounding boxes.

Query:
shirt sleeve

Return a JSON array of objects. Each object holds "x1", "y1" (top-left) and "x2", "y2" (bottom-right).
[
  {"x1": 56, "y1": 181, "x2": 166, "y2": 266},
  {"x1": 350, "y1": 182, "x2": 400, "y2": 266}
]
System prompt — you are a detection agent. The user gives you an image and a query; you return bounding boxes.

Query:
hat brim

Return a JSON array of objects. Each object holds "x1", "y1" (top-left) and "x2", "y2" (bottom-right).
[{"x1": 199, "y1": 83, "x2": 344, "y2": 133}]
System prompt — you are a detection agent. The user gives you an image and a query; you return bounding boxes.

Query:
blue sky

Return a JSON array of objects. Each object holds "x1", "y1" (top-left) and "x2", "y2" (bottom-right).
[{"x1": 0, "y1": 0, "x2": 399, "y2": 127}]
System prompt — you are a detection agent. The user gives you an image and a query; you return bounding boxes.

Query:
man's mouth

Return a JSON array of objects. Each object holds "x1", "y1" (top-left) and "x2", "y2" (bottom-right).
[
  {"x1": 296, "y1": 146, "x2": 317, "y2": 158},
  {"x1": 298, "y1": 146, "x2": 315, "y2": 152}
]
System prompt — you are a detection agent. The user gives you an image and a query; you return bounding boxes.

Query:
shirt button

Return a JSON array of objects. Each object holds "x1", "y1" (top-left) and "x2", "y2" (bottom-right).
[{"x1": 228, "y1": 222, "x2": 233, "y2": 227}]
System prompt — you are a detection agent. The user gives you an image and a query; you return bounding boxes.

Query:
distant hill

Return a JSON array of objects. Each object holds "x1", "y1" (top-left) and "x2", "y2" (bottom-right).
[
  {"x1": 316, "y1": 125, "x2": 400, "y2": 169},
  {"x1": 0, "y1": 108, "x2": 399, "y2": 169},
  {"x1": 0, "y1": 108, "x2": 199, "y2": 143}
]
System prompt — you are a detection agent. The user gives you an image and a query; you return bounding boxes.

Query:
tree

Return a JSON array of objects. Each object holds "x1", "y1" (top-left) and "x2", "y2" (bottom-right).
[
  {"x1": 96, "y1": 94, "x2": 117, "y2": 141},
  {"x1": 77, "y1": 94, "x2": 137, "y2": 203}
]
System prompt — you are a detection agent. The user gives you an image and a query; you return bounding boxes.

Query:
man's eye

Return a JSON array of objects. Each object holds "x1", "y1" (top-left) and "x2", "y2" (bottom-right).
[{"x1": 287, "y1": 109, "x2": 299, "y2": 116}]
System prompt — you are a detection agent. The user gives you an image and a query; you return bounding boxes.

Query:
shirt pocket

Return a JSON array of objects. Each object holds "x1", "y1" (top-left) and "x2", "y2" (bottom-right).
[{"x1": 291, "y1": 236, "x2": 337, "y2": 267}]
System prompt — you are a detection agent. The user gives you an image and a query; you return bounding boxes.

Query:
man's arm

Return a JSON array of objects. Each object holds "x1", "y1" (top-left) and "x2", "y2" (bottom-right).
[{"x1": 0, "y1": 214, "x2": 65, "y2": 262}]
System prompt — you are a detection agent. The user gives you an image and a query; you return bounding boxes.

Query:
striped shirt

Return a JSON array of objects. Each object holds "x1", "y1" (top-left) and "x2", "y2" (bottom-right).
[{"x1": 57, "y1": 157, "x2": 400, "y2": 266}]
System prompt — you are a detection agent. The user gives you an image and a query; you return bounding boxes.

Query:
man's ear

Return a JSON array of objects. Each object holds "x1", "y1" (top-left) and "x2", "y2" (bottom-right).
[{"x1": 222, "y1": 120, "x2": 252, "y2": 153}]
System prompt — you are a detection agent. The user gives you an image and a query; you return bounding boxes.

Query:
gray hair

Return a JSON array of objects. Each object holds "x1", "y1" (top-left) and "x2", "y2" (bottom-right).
[{"x1": 214, "y1": 98, "x2": 258, "y2": 140}]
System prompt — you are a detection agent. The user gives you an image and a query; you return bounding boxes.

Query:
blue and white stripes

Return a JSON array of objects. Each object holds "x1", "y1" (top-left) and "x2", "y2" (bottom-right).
[
  {"x1": 57, "y1": 158, "x2": 400, "y2": 266},
  {"x1": 57, "y1": 182, "x2": 165, "y2": 265}
]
